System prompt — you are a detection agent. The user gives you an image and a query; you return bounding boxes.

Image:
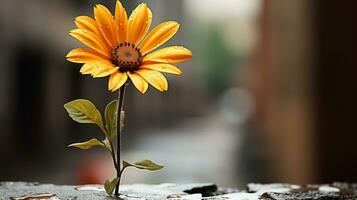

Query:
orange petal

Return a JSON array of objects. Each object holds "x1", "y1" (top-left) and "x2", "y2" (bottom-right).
[
  {"x1": 140, "y1": 21, "x2": 179, "y2": 54},
  {"x1": 89, "y1": 62, "x2": 118, "y2": 78},
  {"x1": 136, "y1": 69, "x2": 168, "y2": 92},
  {"x1": 74, "y1": 16, "x2": 102, "y2": 39},
  {"x1": 108, "y1": 71, "x2": 128, "y2": 91},
  {"x1": 80, "y1": 62, "x2": 117, "y2": 78},
  {"x1": 127, "y1": 72, "x2": 148, "y2": 94},
  {"x1": 66, "y1": 48, "x2": 110, "y2": 63},
  {"x1": 143, "y1": 46, "x2": 192, "y2": 63},
  {"x1": 94, "y1": 4, "x2": 117, "y2": 48},
  {"x1": 115, "y1": 0, "x2": 128, "y2": 43},
  {"x1": 140, "y1": 63, "x2": 182, "y2": 75},
  {"x1": 69, "y1": 29, "x2": 111, "y2": 57},
  {"x1": 127, "y1": 3, "x2": 152, "y2": 45},
  {"x1": 74, "y1": 17, "x2": 111, "y2": 50},
  {"x1": 80, "y1": 63, "x2": 96, "y2": 74}
]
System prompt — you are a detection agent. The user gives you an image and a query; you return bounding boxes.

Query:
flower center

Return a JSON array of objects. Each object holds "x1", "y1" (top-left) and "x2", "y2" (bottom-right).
[{"x1": 111, "y1": 42, "x2": 142, "y2": 72}]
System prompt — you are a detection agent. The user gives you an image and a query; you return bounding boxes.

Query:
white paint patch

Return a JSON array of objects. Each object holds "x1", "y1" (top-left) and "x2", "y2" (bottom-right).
[
  {"x1": 75, "y1": 185, "x2": 105, "y2": 192},
  {"x1": 223, "y1": 192, "x2": 260, "y2": 200},
  {"x1": 167, "y1": 193, "x2": 202, "y2": 200},
  {"x1": 319, "y1": 186, "x2": 340, "y2": 193}
]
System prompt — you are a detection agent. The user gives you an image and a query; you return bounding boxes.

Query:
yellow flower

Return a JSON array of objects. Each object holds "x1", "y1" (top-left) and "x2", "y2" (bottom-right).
[{"x1": 66, "y1": 1, "x2": 192, "y2": 93}]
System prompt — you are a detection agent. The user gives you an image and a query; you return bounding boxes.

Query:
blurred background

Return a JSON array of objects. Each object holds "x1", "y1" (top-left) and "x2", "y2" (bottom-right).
[{"x1": 1, "y1": 0, "x2": 357, "y2": 188}]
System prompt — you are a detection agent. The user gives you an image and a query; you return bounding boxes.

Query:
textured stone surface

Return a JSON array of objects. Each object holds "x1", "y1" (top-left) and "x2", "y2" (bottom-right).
[
  {"x1": 0, "y1": 182, "x2": 234, "y2": 200},
  {"x1": 1, "y1": 182, "x2": 357, "y2": 200},
  {"x1": 253, "y1": 183, "x2": 357, "y2": 200}
]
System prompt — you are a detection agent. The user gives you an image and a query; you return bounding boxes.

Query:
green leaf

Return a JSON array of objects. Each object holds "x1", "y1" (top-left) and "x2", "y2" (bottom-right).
[
  {"x1": 104, "y1": 177, "x2": 119, "y2": 195},
  {"x1": 64, "y1": 99, "x2": 105, "y2": 131},
  {"x1": 68, "y1": 138, "x2": 105, "y2": 150},
  {"x1": 123, "y1": 160, "x2": 164, "y2": 171},
  {"x1": 105, "y1": 100, "x2": 117, "y2": 140},
  {"x1": 105, "y1": 100, "x2": 125, "y2": 141}
]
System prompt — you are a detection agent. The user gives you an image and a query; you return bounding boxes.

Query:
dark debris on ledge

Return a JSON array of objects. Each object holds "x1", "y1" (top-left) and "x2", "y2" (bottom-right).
[{"x1": 1, "y1": 182, "x2": 357, "y2": 199}]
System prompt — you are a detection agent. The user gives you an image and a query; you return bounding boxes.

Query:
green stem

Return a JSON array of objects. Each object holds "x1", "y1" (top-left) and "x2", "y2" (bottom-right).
[{"x1": 114, "y1": 85, "x2": 126, "y2": 196}]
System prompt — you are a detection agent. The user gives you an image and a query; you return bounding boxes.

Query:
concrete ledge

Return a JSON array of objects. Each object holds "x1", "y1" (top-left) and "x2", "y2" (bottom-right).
[{"x1": 1, "y1": 182, "x2": 357, "y2": 199}]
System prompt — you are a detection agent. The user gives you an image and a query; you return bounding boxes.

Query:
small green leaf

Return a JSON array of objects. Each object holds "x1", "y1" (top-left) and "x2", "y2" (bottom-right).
[
  {"x1": 68, "y1": 138, "x2": 105, "y2": 150},
  {"x1": 105, "y1": 100, "x2": 117, "y2": 140},
  {"x1": 104, "y1": 177, "x2": 119, "y2": 195},
  {"x1": 64, "y1": 99, "x2": 105, "y2": 131},
  {"x1": 105, "y1": 100, "x2": 125, "y2": 140},
  {"x1": 123, "y1": 160, "x2": 164, "y2": 171}
]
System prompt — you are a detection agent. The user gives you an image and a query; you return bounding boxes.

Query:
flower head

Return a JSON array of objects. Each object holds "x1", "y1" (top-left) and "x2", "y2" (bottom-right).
[{"x1": 66, "y1": 1, "x2": 192, "y2": 93}]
